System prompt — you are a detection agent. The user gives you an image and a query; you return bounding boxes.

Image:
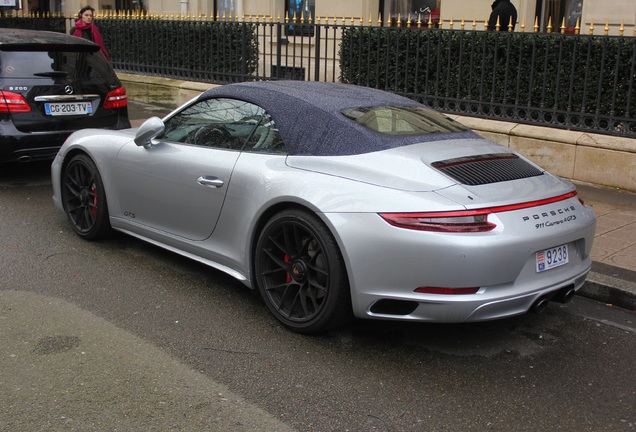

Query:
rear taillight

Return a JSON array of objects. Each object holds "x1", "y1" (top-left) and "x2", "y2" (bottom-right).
[
  {"x1": 380, "y1": 211, "x2": 497, "y2": 233},
  {"x1": 103, "y1": 87, "x2": 128, "y2": 109},
  {"x1": 0, "y1": 91, "x2": 31, "y2": 113},
  {"x1": 380, "y1": 191, "x2": 578, "y2": 233}
]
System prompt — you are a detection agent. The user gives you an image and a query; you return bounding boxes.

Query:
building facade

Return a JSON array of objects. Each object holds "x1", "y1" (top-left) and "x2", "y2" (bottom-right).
[{"x1": 9, "y1": 0, "x2": 635, "y2": 36}]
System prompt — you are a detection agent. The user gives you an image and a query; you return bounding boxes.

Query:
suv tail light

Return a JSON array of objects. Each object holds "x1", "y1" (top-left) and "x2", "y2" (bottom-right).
[
  {"x1": 103, "y1": 86, "x2": 128, "y2": 109},
  {"x1": 0, "y1": 91, "x2": 31, "y2": 113}
]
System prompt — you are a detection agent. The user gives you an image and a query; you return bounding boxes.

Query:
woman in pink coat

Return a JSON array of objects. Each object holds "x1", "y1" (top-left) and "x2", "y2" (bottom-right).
[{"x1": 70, "y1": 5, "x2": 110, "y2": 61}]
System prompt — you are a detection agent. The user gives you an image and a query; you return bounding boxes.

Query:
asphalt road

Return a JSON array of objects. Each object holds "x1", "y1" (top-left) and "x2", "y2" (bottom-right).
[{"x1": 1, "y1": 161, "x2": 635, "y2": 431}]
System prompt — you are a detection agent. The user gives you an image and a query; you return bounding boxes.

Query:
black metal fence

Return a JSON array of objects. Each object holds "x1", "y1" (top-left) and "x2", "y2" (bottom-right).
[
  {"x1": 1, "y1": 15, "x2": 634, "y2": 138},
  {"x1": 102, "y1": 18, "x2": 260, "y2": 83},
  {"x1": 340, "y1": 27, "x2": 636, "y2": 138}
]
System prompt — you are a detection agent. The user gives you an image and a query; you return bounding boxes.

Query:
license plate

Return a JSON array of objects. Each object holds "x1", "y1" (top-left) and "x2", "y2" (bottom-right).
[
  {"x1": 536, "y1": 244, "x2": 569, "y2": 272},
  {"x1": 44, "y1": 102, "x2": 92, "y2": 116}
]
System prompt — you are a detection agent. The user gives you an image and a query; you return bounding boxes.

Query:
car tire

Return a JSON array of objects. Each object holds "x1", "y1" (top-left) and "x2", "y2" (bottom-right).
[
  {"x1": 255, "y1": 209, "x2": 352, "y2": 334},
  {"x1": 61, "y1": 154, "x2": 111, "y2": 241}
]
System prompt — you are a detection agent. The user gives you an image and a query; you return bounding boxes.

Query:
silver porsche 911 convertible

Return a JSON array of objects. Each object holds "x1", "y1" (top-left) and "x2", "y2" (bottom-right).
[{"x1": 52, "y1": 81, "x2": 597, "y2": 333}]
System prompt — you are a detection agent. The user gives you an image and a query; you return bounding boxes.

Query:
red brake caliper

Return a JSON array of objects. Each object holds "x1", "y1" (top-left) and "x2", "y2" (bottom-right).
[
  {"x1": 284, "y1": 254, "x2": 291, "y2": 283},
  {"x1": 90, "y1": 183, "x2": 98, "y2": 216}
]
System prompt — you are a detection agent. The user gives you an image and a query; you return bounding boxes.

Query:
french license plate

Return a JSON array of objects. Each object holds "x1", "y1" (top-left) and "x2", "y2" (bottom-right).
[
  {"x1": 536, "y1": 244, "x2": 569, "y2": 272},
  {"x1": 44, "y1": 102, "x2": 92, "y2": 116}
]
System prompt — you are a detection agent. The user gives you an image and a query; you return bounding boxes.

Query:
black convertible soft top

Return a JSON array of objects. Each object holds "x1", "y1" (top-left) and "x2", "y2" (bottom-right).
[{"x1": 200, "y1": 81, "x2": 477, "y2": 156}]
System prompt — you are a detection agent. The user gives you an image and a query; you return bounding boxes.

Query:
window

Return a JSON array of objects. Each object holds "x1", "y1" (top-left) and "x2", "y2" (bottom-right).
[
  {"x1": 115, "y1": 0, "x2": 146, "y2": 13},
  {"x1": 342, "y1": 106, "x2": 467, "y2": 136},
  {"x1": 0, "y1": 51, "x2": 114, "y2": 81},
  {"x1": 385, "y1": 0, "x2": 441, "y2": 26},
  {"x1": 244, "y1": 112, "x2": 286, "y2": 153},
  {"x1": 539, "y1": 0, "x2": 583, "y2": 33},
  {"x1": 162, "y1": 98, "x2": 265, "y2": 151},
  {"x1": 564, "y1": 0, "x2": 583, "y2": 33},
  {"x1": 216, "y1": 0, "x2": 242, "y2": 19},
  {"x1": 285, "y1": 0, "x2": 315, "y2": 36}
]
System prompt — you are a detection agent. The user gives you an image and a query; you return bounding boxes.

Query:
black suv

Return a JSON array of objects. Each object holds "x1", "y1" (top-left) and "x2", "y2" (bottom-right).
[{"x1": 0, "y1": 28, "x2": 130, "y2": 163}]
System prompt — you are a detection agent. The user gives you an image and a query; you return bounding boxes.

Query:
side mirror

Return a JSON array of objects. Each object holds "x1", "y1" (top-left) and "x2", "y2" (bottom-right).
[{"x1": 134, "y1": 116, "x2": 165, "y2": 147}]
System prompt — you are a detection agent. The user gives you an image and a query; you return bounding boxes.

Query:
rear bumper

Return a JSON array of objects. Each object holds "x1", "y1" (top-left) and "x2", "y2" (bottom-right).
[
  {"x1": 362, "y1": 267, "x2": 590, "y2": 322},
  {"x1": 0, "y1": 132, "x2": 69, "y2": 163},
  {"x1": 324, "y1": 197, "x2": 596, "y2": 323},
  {"x1": 0, "y1": 117, "x2": 131, "y2": 163}
]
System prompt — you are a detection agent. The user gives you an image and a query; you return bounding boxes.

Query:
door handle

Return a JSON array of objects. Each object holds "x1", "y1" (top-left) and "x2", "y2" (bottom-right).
[{"x1": 197, "y1": 176, "x2": 224, "y2": 188}]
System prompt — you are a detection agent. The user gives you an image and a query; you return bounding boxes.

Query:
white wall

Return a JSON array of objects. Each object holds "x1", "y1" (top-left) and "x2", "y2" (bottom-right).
[{"x1": 584, "y1": 0, "x2": 635, "y2": 35}]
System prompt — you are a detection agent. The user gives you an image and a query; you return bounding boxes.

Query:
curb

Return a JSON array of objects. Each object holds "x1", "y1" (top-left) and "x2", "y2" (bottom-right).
[{"x1": 579, "y1": 270, "x2": 636, "y2": 312}]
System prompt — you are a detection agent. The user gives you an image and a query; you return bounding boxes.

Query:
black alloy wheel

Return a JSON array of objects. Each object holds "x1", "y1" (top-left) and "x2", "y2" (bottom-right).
[
  {"x1": 255, "y1": 209, "x2": 351, "y2": 333},
  {"x1": 61, "y1": 154, "x2": 111, "y2": 240}
]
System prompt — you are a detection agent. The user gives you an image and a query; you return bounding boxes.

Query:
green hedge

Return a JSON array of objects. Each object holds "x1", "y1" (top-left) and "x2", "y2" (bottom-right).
[
  {"x1": 98, "y1": 18, "x2": 259, "y2": 82},
  {"x1": 339, "y1": 27, "x2": 635, "y2": 124}
]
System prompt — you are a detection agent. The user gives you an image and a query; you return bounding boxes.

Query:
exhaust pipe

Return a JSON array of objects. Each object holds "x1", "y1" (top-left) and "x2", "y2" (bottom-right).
[
  {"x1": 530, "y1": 296, "x2": 550, "y2": 314},
  {"x1": 17, "y1": 155, "x2": 32, "y2": 163},
  {"x1": 552, "y1": 286, "x2": 576, "y2": 304}
]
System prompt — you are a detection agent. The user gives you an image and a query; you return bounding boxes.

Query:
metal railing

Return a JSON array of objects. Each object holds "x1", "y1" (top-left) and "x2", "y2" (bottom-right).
[{"x1": 1, "y1": 13, "x2": 634, "y2": 138}]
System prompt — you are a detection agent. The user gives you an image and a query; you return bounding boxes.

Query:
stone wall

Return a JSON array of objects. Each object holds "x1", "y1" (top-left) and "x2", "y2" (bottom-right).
[
  {"x1": 119, "y1": 73, "x2": 212, "y2": 108},
  {"x1": 456, "y1": 116, "x2": 636, "y2": 192},
  {"x1": 119, "y1": 73, "x2": 636, "y2": 193}
]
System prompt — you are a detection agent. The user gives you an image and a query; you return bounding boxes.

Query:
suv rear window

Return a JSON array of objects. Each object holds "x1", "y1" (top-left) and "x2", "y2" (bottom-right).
[
  {"x1": 342, "y1": 106, "x2": 468, "y2": 136},
  {"x1": 0, "y1": 50, "x2": 113, "y2": 80}
]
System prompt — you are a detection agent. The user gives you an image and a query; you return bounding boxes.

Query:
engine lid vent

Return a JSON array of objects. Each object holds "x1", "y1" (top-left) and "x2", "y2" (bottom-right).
[{"x1": 431, "y1": 153, "x2": 543, "y2": 186}]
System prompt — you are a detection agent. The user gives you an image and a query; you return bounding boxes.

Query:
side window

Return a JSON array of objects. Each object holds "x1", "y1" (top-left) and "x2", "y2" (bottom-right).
[
  {"x1": 244, "y1": 113, "x2": 286, "y2": 154},
  {"x1": 162, "y1": 98, "x2": 265, "y2": 151}
]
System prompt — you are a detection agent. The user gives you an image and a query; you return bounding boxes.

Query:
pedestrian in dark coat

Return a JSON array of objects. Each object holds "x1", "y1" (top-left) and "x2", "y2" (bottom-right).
[
  {"x1": 70, "y1": 5, "x2": 110, "y2": 61},
  {"x1": 488, "y1": 0, "x2": 518, "y2": 31}
]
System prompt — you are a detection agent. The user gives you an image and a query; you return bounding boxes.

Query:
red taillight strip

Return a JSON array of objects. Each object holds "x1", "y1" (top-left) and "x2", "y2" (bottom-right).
[
  {"x1": 476, "y1": 190, "x2": 578, "y2": 214},
  {"x1": 379, "y1": 191, "x2": 578, "y2": 232},
  {"x1": 382, "y1": 191, "x2": 578, "y2": 220}
]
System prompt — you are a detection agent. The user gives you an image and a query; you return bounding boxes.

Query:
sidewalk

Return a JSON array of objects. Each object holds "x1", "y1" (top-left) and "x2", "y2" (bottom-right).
[
  {"x1": 574, "y1": 182, "x2": 636, "y2": 311},
  {"x1": 127, "y1": 100, "x2": 636, "y2": 313}
]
